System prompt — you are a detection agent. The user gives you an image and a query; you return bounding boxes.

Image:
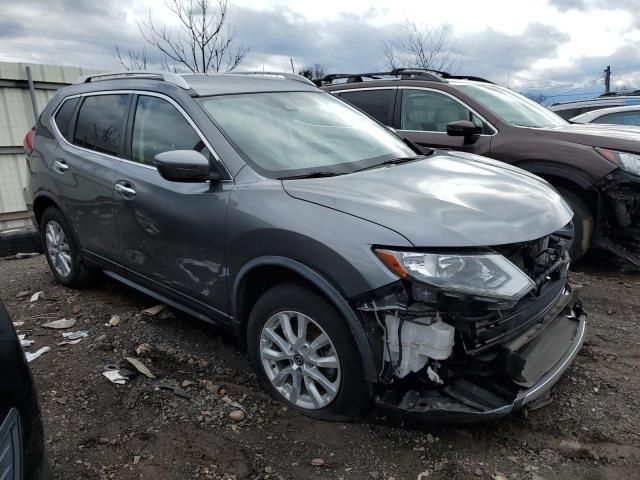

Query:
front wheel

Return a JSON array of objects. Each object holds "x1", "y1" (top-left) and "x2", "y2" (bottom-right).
[
  {"x1": 247, "y1": 283, "x2": 370, "y2": 421},
  {"x1": 556, "y1": 187, "x2": 594, "y2": 262}
]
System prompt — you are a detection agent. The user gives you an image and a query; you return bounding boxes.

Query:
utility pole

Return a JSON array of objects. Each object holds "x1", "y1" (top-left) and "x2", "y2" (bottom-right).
[{"x1": 604, "y1": 65, "x2": 611, "y2": 94}]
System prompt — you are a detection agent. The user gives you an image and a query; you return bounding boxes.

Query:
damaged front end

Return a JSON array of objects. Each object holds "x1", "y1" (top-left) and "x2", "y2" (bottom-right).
[
  {"x1": 591, "y1": 167, "x2": 640, "y2": 267},
  {"x1": 357, "y1": 234, "x2": 586, "y2": 421}
]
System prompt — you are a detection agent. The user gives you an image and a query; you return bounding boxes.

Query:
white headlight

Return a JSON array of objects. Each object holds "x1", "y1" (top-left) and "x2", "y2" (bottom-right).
[
  {"x1": 596, "y1": 148, "x2": 640, "y2": 177},
  {"x1": 375, "y1": 250, "x2": 535, "y2": 301}
]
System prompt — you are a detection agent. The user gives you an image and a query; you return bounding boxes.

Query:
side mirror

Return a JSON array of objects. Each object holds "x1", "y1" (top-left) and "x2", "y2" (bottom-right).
[
  {"x1": 153, "y1": 150, "x2": 216, "y2": 183},
  {"x1": 446, "y1": 120, "x2": 482, "y2": 143}
]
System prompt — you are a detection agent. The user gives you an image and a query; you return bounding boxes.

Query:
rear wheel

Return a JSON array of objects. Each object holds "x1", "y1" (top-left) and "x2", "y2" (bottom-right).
[
  {"x1": 247, "y1": 283, "x2": 370, "y2": 421},
  {"x1": 556, "y1": 187, "x2": 593, "y2": 262},
  {"x1": 40, "y1": 207, "x2": 96, "y2": 288}
]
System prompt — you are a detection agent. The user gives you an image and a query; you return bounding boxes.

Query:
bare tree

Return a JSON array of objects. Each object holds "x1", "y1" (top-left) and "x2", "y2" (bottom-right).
[
  {"x1": 382, "y1": 21, "x2": 459, "y2": 73},
  {"x1": 116, "y1": 0, "x2": 248, "y2": 73},
  {"x1": 115, "y1": 45, "x2": 149, "y2": 70},
  {"x1": 298, "y1": 63, "x2": 325, "y2": 81}
]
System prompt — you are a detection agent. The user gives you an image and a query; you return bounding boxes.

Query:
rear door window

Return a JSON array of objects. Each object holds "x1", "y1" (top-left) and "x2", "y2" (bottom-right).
[
  {"x1": 73, "y1": 94, "x2": 130, "y2": 156},
  {"x1": 400, "y1": 89, "x2": 487, "y2": 132},
  {"x1": 131, "y1": 95, "x2": 206, "y2": 166},
  {"x1": 338, "y1": 89, "x2": 396, "y2": 126},
  {"x1": 54, "y1": 97, "x2": 80, "y2": 141}
]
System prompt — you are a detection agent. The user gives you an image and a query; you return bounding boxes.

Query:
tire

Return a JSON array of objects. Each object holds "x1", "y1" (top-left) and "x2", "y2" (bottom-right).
[
  {"x1": 556, "y1": 187, "x2": 593, "y2": 262},
  {"x1": 247, "y1": 283, "x2": 370, "y2": 421},
  {"x1": 40, "y1": 206, "x2": 96, "y2": 288}
]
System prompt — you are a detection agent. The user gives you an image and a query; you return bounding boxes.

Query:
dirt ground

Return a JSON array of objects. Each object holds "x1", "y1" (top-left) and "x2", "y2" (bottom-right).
[{"x1": 1, "y1": 252, "x2": 639, "y2": 480}]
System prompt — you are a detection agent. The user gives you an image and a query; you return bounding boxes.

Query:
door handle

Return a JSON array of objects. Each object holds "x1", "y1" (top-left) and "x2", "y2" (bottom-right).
[
  {"x1": 53, "y1": 160, "x2": 69, "y2": 174},
  {"x1": 114, "y1": 182, "x2": 137, "y2": 198}
]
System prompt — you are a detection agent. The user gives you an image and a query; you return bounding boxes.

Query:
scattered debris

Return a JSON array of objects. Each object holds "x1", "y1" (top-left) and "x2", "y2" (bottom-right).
[
  {"x1": 142, "y1": 304, "x2": 167, "y2": 317},
  {"x1": 72, "y1": 305, "x2": 81, "y2": 314},
  {"x1": 15, "y1": 252, "x2": 40, "y2": 259},
  {"x1": 133, "y1": 455, "x2": 141, "y2": 465},
  {"x1": 13, "y1": 321, "x2": 24, "y2": 327},
  {"x1": 19, "y1": 334, "x2": 35, "y2": 347},
  {"x1": 105, "y1": 315, "x2": 120, "y2": 327},
  {"x1": 154, "y1": 383, "x2": 191, "y2": 399},
  {"x1": 310, "y1": 458, "x2": 325, "y2": 466},
  {"x1": 125, "y1": 357, "x2": 156, "y2": 379},
  {"x1": 135, "y1": 343, "x2": 152, "y2": 356},
  {"x1": 42, "y1": 318, "x2": 76, "y2": 329},
  {"x1": 229, "y1": 409, "x2": 245, "y2": 422},
  {"x1": 182, "y1": 380, "x2": 195, "y2": 387},
  {"x1": 15, "y1": 290, "x2": 30, "y2": 299},
  {"x1": 57, "y1": 338, "x2": 83, "y2": 346},
  {"x1": 30, "y1": 291, "x2": 45, "y2": 302},
  {"x1": 102, "y1": 370, "x2": 128, "y2": 385},
  {"x1": 25, "y1": 346, "x2": 50, "y2": 363},
  {"x1": 54, "y1": 397, "x2": 67, "y2": 405},
  {"x1": 221, "y1": 394, "x2": 247, "y2": 414},
  {"x1": 93, "y1": 334, "x2": 107, "y2": 343},
  {"x1": 62, "y1": 330, "x2": 90, "y2": 340}
]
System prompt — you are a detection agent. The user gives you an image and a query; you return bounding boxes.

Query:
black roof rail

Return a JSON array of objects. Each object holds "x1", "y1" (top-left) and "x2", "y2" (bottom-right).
[
  {"x1": 321, "y1": 69, "x2": 446, "y2": 84},
  {"x1": 320, "y1": 68, "x2": 494, "y2": 85}
]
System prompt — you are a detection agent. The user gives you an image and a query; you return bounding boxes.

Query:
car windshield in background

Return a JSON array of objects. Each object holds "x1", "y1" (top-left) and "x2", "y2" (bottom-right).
[
  {"x1": 457, "y1": 84, "x2": 567, "y2": 129},
  {"x1": 199, "y1": 92, "x2": 415, "y2": 178}
]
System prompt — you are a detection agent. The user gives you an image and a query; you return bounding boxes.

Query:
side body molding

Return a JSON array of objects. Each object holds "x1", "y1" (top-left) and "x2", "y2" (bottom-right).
[{"x1": 231, "y1": 256, "x2": 378, "y2": 382}]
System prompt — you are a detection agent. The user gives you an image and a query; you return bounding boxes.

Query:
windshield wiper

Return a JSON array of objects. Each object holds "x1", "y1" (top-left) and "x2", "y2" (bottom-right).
[
  {"x1": 279, "y1": 171, "x2": 341, "y2": 180},
  {"x1": 353, "y1": 156, "x2": 424, "y2": 173}
]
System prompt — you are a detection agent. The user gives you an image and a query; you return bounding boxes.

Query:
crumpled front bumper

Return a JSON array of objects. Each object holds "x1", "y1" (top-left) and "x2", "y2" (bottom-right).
[{"x1": 375, "y1": 288, "x2": 586, "y2": 422}]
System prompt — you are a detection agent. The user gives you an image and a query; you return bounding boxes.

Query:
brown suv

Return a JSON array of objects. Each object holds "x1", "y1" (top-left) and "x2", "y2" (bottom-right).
[{"x1": 322, "y1": 69, "x2": 640, "y2": 266}]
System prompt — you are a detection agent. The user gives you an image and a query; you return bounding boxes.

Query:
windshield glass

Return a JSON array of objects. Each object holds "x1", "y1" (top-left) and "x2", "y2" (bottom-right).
[
  {"x1": 199, "y1": 92, "x2": 415, "y2": 178},
  {"x1": 456, "y1": 84, "x2": 567, "y2": 128}
]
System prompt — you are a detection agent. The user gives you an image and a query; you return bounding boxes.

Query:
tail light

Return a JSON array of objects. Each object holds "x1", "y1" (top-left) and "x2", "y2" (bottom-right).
[{"x1": 23, "y1": 127, "x2": 35, "y2": 154}]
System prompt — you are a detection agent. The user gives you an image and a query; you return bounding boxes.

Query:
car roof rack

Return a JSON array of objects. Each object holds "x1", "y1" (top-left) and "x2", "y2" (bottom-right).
[
  {"x1": 320, "y1": 68, "x2": 494, "y2": 85},
  {"x1": 75, "y1": 71, "x2": 191, "y2": 89},
  {"x1": 227, "y1": 71, "x2": 317, "y2": 87}
]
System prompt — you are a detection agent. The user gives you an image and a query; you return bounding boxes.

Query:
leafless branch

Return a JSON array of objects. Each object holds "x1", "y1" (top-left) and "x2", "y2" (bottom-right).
[
  {"x1": 114, "y1": 0, "x2": 248, "y2": 73},
  {"x1": 381, "y1": 20, "x2": 460, "y2": 73}
]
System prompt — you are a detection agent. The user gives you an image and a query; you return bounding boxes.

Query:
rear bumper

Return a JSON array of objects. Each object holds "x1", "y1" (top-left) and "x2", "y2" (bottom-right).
[{"x1": 376, "y1": 289, "x2": 586, "y2": 422}]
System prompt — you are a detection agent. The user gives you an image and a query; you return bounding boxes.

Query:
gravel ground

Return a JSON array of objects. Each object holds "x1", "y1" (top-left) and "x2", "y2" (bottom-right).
[{"x1": 1, "y1": 252, "x2": 639, "y2": 480}]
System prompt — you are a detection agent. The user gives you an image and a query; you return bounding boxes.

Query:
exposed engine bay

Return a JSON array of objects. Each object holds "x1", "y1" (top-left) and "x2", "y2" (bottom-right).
[
  {"x1": 593, "y1": 170, "x2": 640, "y2": 267},
  {"x1": 358, "y1": 233, "x2": 586, "y2": 420}
]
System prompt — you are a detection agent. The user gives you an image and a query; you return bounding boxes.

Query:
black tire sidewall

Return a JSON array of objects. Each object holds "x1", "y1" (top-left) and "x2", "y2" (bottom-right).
[
  {"x1": 247, "y1": 283, "x2": 370, "y2": 422},
  {"x1": 557, "y1": 187, "x2": 593, "y2": 262},
  {"x1": 40, "y1": 207, "x2": 90, "y2": 287}
]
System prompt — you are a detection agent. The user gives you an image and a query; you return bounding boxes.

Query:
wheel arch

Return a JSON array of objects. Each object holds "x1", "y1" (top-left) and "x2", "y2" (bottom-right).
[
  {"x1": 513, "y1": 161, "x2": 598, "y2": 215},
  {"x1": 33, "y1": 193, "x2": 83, "y2": 250},
  {"x1": 231, "y1": 256, "x2": 378, "y2": 382}
]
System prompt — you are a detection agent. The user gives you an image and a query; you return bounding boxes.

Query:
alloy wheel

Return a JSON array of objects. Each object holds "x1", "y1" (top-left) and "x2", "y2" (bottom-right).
[
  {"x1": 259, "y1": 310, "x2": 341, "y2": 410},
  {"x1": 45, "y1": 220, "x2": 72, "y2": 278}
]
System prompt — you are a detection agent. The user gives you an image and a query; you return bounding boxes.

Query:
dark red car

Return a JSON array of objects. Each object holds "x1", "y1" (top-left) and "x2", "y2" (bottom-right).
[{"x1": 323, "y1": 69, "x2": 640, "y2": 266}]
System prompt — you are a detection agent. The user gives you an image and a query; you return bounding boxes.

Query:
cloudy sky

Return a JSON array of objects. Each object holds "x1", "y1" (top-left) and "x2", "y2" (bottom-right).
[{"x1": 1, "y1": 0, "x2": 639, "y2": 103}]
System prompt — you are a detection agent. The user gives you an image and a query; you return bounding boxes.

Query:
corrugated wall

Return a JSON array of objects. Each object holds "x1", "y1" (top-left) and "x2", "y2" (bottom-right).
[{"x1": 0, "y1": 61, "x2": 98, "y2": 227}]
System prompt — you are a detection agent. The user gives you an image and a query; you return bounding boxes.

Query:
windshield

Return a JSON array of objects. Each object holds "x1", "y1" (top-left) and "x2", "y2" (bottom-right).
[
  {"x1": 456, "y1": 84, "x2": 567, "y2": 128},
  {"x1": 199, "y1": 92, "x2": 415, "y2": 178}
]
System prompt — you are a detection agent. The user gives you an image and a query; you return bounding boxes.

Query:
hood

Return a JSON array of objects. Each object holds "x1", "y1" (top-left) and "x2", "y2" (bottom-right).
[
  {"x1": 538, "y1": 123, "x2": 640, "y2": 152},
  {"x1": 283, "y1": 151, "x2": 573, "y2": 247}
]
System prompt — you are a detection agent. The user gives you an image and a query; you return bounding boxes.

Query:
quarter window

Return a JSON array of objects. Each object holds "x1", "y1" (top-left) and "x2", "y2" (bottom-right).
[
  {"x1": 54, "y1": 97, "x2": 80, "y2": 141},
  {"x1": 73, "y1": 94, "x2": 129, "y2": 156},
  {"x1": 400, "y1": 89, "x2": 486, "y2": 133},
  {"x1": 593, "y1": 111, "x2": 640, "y2": 127},
  {"x1": 339, "y1": 89, "x2": 395, "y2": 125},
  {"x1": 131, "y1": 95, "x2": 205, "y2": 165}
]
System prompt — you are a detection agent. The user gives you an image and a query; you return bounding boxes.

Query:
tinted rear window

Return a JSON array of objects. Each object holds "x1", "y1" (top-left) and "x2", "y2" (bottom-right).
[
  {"x1": 73, "y1": 94, "x2": 129, "y2": 156},
  {"x1": 54, "y1": 97, "x2": 79, "y2": 141},
  {"x1": 339, "y1": 89, "x2": 395, "y2": 125}
]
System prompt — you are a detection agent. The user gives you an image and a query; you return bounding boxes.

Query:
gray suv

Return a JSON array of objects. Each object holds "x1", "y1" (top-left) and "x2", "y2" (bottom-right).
[{"x1": 24, "y1": 71, "x2": 585, "y2": 422}]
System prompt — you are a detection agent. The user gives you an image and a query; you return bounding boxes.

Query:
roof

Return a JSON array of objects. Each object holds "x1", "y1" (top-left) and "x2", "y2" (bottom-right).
[
  {"x1": 182, "y1": 73, "x2": 318, "y2": 96},
  {"x1": 550, "y1": 95, "x2": 640, "y2": 110},
  {"x1": 70, "y1": 71, "x2": 319, "y2": 97},
  {"x1": 571, "y1": 104, "x2": 640, "y2": 123}
]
